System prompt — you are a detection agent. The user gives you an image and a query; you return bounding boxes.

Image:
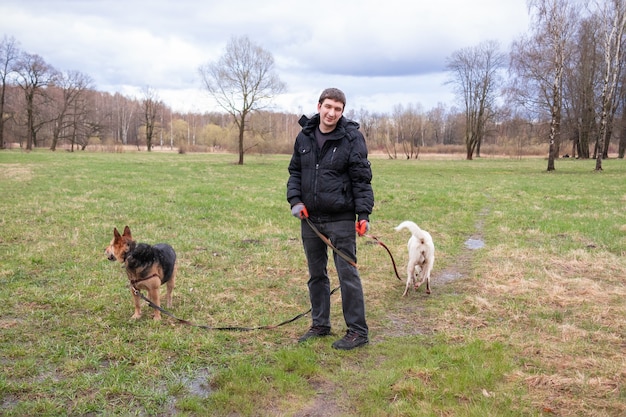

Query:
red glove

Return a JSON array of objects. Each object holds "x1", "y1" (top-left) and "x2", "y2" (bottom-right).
[
  {"x1": 291, "y1": 203, "x2": 309, "y2": 219},
  {"x1": 356, "y1": 219, "x2": 369, "y2": 236}
]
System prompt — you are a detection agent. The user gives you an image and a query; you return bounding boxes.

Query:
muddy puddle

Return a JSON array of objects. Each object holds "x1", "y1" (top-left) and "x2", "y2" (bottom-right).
[{"x1": 464, "y1": 238, "x2": 485, "y2": 250}]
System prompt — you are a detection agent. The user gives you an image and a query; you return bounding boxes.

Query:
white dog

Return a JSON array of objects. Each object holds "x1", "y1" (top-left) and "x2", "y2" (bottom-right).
[{"x1": 395, "y1": 221, "x2": 435, "y2": 296}]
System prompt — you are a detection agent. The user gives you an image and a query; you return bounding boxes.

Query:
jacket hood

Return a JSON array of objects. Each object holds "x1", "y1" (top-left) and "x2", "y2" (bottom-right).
[{"x1": 298, "y1": 114, "x2": 360, "y2": 135}]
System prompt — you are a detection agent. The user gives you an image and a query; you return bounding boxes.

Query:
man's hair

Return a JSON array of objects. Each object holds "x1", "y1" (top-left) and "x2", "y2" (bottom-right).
[{"x1": 318, "y1": 88, "x2": 346, "y2": 109}]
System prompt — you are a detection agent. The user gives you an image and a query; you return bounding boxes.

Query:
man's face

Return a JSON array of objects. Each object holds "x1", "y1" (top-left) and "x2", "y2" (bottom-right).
[{"x1": 317, "y1": 98, "x2": 344, "y2": 133}]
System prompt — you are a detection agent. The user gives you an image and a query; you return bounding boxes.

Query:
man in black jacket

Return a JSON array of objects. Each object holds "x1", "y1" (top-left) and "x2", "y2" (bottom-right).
[{"x1": 287, "y1": 88, "x2": 374, "y2": 350}]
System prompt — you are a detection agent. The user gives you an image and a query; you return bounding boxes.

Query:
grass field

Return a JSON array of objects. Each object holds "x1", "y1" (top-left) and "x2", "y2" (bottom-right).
[{"x1": 1, "y1": 151, "x2": 625, "y2": 416}]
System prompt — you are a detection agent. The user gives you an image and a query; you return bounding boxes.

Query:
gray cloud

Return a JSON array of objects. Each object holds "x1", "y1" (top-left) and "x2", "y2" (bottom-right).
[{"x1": 1, "y1": 0, "x2": 529, "y2": 113}]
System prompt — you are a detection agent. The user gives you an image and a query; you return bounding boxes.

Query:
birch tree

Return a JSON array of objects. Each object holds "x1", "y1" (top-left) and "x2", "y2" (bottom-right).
[
  {"x1": 526, "y1": 0, "x2": 580, "y2": 171},
  {"x1": 114, "y1": 92, "x2": 138, "y2": 146},
  {"x1": 0, "y1": 36, "x2": 20, "y2": 149},
  {"x1": 594, "y1": 0, "x2": 626, "y2": 170},
  {"x1": 511, "y1": 0, "x2": 579, "y2": 171}
]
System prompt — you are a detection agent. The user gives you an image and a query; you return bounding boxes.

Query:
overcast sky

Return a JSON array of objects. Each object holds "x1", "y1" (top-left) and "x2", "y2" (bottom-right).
[{"x1": 1, "y1": 0, "x2": 530, "y2": 115}]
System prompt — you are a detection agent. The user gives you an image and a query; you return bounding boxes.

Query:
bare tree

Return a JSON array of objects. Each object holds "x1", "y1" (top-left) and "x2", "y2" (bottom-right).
[
  {"x1": 113, "y1": 92, "x2": 138, "y2": 146},
  {"x1": 49, "y1": 70, "x2": 93, "y2": 151},
  {"x1": 198, "y1": 35, "x2": 285, "y2": 165},
  {"x1": 381, "y1": 117, "x2": 398, "y2": 159},
  {"x1": 84, "y1": 90, "x2": 120, "y2": 149},
  {"x1": 393, "y1": 103, "x2": 424, "y2": 159},
  {"x1": 446, "y1": 40, "x2": 504, "y2": 160},
  {"x1": 0, "y1": 36, "x2": 20, "y2": 149},
  {"x1": 141, "y1": 87, "x2": 162, "y2": 151},
  {"x1": 523, "y1": 0, "x2": 580, "y2": 171},
  {"x1": 353, "y1": 108, "x2": 373, "y2": 140},
  {"x1": 427, "y1": 104, "x2": 447, "y2": 145},
  {"x1": 563, "y1": 15, "x2": 600, "y2": 159},
  {"x1": 594, "y1": 0, "x2": 626, "y2": 170},
  {"x1": 15, "y1": 52, "x2": 58, "y2": 150}
]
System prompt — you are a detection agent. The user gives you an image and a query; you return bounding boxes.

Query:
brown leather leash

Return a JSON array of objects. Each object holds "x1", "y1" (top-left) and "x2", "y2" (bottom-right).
[
  {"x1": 304, "y1": 217, "x2": 358, "y2": 267},
  {"x1": 304, "y1": 217, "x2": 402, "y2": 281},
  {"x1": 362, "y1": 233, "x2": 403, "y2": 281}
]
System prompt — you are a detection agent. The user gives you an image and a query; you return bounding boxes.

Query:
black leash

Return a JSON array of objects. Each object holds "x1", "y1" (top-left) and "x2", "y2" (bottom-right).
[
  {"x1": 131, "y1": 220, "x2": 400, "y2": 330},
  {"x1": 132, "y1": 285, "x2": 340, "y2": 331}
]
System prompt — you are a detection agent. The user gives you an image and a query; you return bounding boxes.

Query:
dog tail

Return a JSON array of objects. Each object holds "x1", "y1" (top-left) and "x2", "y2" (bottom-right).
[{"x1": 394, "y1": 220, "x2": 423, "y2": 238}]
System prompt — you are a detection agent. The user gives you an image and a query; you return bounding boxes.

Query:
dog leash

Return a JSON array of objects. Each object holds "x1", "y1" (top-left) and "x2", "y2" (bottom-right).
[
  {"x1": 132, "y1": 285, "x2": 340, "y2": 331},
  {"x1": 304, "y1": 217, "x2": 402, "y2": 281},
  {"x1": 304, "y1": 217, "x2": 358, "y2": 267},
  {"x1": 362, "y1": 233, "x2": 403, "y2": 281},
  {"x1": 130, "y1": 222, "x2": 400, "y2": 330}
]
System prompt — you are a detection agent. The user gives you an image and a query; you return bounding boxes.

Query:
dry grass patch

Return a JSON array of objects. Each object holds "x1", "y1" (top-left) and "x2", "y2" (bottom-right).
[
  {"x1": 0, "y1": 164, "x2": 33, "y2": 181},
  {"x1": 438, "y1": 244, "x2": 626, "y2": 416}
]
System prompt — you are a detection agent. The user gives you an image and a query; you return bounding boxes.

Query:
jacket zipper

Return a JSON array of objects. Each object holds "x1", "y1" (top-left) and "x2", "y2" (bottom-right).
[{"x1": 314, "y1": 163, "x2": 319, "y2": 209}]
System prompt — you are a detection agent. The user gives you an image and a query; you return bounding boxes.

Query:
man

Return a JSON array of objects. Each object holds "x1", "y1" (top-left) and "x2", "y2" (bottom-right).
[{"x1": 287, "y1": 88, "x2": 374, "y2": 350}]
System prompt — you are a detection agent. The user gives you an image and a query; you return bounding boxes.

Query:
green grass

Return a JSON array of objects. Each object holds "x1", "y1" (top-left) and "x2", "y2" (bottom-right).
[{"x1": 1, "y1": 151, "x2": 625, "y2": 416}]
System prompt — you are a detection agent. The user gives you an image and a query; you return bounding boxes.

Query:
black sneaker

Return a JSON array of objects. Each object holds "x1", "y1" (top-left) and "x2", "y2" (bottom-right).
[
  {"x1": 331, "y1": 330, "x2": 369, "y2": 350},
  {"x1": 298, "y1": 326, "x2": 331, "y2": 343}
]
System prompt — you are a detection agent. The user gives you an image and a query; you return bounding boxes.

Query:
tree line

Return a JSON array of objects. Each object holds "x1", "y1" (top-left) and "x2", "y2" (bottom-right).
[{"x1": 1, "y1": 0, "x2": 625, "y2": 170}]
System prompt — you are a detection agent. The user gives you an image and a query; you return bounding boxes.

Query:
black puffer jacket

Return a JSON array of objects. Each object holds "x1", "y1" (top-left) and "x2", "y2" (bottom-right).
[{"x1": 287, "y1": 114, "x2": 374, "y2": 222}]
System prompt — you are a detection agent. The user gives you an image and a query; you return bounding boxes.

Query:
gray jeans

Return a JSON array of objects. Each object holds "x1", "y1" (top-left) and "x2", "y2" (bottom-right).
[{"x1": 301, "y1": 219, "x2": 368, "y2": 337}]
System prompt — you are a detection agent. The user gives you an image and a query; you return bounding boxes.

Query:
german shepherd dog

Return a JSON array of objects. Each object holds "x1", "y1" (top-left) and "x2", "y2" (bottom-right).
[{"x1": 105, "y1": 226, "x2": 177, "y2": 320}]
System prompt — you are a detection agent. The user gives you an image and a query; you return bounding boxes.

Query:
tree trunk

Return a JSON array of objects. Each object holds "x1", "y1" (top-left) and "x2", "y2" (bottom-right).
[
  {"x1": 547, "y1": 101, "x2": 560, "y2": 171},
  {"x1": 617, "y1": 107, "x2": 626, "y2": 159},
  {"x1": 547, "y1": 80, "x2": 561, "y2": 171},
  {"x1": 238, "y1": 118, "x2": 245, "y2": 165},
  {"x1": 0, "y1": 86, "x2": 5, "y2": 149},
  {"x1": 618, "y1": 132, "x2": 625, "y2": 158},
  {"x1": 26, "y1": 100, "x2": 34, "y2": 151},
  {"x1": 50, "y1": 119, "x2": 60, "y2": 151},
  {"x1": 603, "y1": 123, "x2": 612, "y2": 157},
  {"x1": 465, "y1": 134, "x2": 473, "y2": 160}
]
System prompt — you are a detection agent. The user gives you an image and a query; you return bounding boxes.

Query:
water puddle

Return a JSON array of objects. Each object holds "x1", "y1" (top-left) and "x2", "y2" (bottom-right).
[
  {"x1": 181, "y1": 368, "x2": 212, "y2": 397},
  {"x1": 464, "y1": 238, "x2": 485, "y2": 250},
  {"x1": 437, "y1": 271, "x2": 463, "y2": 284}
]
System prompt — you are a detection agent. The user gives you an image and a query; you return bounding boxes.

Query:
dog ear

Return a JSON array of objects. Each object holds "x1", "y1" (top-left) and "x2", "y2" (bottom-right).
[
  {"x1": 113, "y1": 227, "x2": 121, "y2": 239},
  {"x1": 123, "y1": 226, "x2": 132, "y2": 238}
]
